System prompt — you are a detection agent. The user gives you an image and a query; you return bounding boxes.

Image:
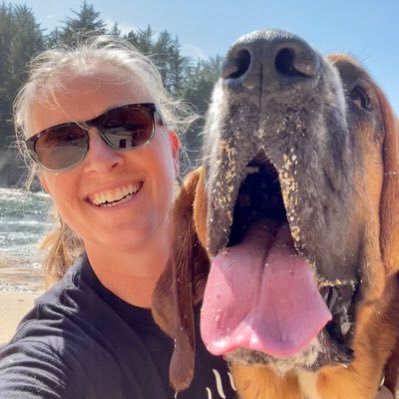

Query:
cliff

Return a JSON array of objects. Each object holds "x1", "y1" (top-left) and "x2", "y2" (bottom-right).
[{"x1": 0, "y1": 148, "x2": 31, "y2": 188}]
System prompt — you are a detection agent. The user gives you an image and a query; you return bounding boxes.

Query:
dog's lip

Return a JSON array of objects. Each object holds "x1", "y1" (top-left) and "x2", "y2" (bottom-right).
[
  {"x1": 317, "y1": 278, "x2": 357, "y2": 289},
  {"x1": 208, "y1": 153, "x2": 358, "y2": 288},
  {"x1": 205, "y1": 153, "x2": 358, "y2": 357}
]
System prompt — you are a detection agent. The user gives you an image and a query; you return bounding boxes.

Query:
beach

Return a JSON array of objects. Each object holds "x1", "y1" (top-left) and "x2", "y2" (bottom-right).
[
  {"x1": 0, "y1": 261, "x2": 44, "y2": 343},
  {"x1": 0, "y1": 291, "x2": 40, "y2": 343}
]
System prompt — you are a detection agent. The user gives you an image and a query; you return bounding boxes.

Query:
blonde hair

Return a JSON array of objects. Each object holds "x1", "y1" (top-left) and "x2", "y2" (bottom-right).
[{"x1": 14, "y1": 34, "x2": 194, "y2": 286}]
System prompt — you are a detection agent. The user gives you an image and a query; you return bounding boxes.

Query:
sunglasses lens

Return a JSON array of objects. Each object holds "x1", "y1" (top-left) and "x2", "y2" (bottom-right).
[
  {"x1": 28, "y1": 104, "x2": 158, "y2": 172},
  {"x1": 34, "y1": 125, "x2": 87, "y2": 171},
  {"x1": 101, "y1": 106, "x2": 154, "y2": 150}
]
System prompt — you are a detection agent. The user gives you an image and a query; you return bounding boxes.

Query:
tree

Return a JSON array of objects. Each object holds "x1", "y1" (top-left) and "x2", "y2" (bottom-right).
[
  {"x1": 108, "y1": 22, "x2": 121, "y2": 37},
  {"x1": 152, "y1": 31, "x2": 190, "y2": 94},
  {"x1": 8, "y1": 5, "x2": 43, "y2": 87},
  {"x1": 0, "y1": 2, "x2": 44, "y2": 187},
  {"x1": 125, "y1": 26, "x2": 190, "y2": 95},
  {"x1": 45, "y1": 27, "x2": 62, "y2": 47},
  {"x1": 180, "y1": 56, "x2": 222, "y2": 161},
  {"x1": 126, "y1": 25, "x2": 155, "y2": 55},
  {"x1": 59, "y1": 0, "x2": 106, "y2": 44},
  {"x1": 152, "y1": 30, "x2": 174, "y2": 87},
  {"x1": 0, "y1": 3, "x2": 43, "y2": 148},
  {"x1": 166, "y1": 36, "x2": 189, "y2": 94}
]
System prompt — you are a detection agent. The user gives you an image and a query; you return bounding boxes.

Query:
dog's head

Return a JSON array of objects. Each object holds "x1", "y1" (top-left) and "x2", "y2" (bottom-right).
[{"x1": 153, "y1": 29, "x2": 399, "y2": 390}]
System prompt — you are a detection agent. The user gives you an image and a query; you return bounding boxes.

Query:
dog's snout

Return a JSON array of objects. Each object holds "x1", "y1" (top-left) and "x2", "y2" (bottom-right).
[
  {"x1": 222, "y1": 49, "x2": 251, "y2": 80},
  {"x1": 222, "y1": 30, "x2": 321, "y2": 91},
  {"x1": 274, "y1": 45, "x2": 319, "y2": 78}
]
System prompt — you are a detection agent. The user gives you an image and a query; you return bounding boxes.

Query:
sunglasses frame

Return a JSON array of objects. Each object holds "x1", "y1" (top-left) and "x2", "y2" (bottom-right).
[{"x1": 25, "y1": 103, "x2": 162, "y2": 173}]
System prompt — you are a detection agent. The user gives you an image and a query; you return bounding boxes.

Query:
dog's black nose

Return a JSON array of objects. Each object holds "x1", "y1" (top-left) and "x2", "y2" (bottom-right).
[{"x1": 222, "y1": 30, "x2": 320, "y2": 91}]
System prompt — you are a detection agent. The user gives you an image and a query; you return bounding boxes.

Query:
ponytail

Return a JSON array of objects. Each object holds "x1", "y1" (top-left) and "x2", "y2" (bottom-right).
[{"x1": 41, "y1": 211, "x2": 84, "y2": 288}]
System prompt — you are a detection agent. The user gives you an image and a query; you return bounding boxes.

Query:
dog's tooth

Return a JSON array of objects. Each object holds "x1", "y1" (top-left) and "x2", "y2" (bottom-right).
[
  {"x1": 321, "y1": 287, "x2": 330, "y2": 303},
  {"x1": 341, "y1": 321, "x2": 351, "y2": 335},
  {"x1": 328, "y1": 287, "x2": 339, "y2": 309}
]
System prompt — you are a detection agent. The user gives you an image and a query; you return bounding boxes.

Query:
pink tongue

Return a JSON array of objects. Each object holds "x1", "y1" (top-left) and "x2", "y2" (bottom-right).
[{"x1": 200, "y1": 222, "x2": 332, "y2": 357}]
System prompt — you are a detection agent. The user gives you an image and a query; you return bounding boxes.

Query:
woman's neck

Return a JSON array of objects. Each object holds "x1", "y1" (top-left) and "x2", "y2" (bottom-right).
[{"x1": 84, "y1": 234, "x2": 170, "y2": 308}]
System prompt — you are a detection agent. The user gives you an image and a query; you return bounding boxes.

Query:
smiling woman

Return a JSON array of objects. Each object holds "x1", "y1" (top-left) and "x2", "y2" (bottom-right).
[{"x1": 0, "y1": 35, "x2": 237, "y2": 399}]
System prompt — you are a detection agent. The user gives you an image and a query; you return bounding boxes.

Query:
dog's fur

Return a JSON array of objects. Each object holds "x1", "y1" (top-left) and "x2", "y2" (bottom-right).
[{"x1": 152, "y1": 30, "x2": 399, "y2": 399}]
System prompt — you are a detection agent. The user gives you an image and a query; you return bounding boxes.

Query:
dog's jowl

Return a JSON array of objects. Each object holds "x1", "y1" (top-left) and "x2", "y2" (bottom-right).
[{"x1": 153, "y1": 30, "x2": 399, "y2": 399}]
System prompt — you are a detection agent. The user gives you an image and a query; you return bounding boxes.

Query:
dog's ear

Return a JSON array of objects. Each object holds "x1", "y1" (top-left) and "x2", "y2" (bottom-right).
[
  {"x1": 152, "y1": 167, "x2": 209, "y2": 391},
  {"x1": 379, "y1": 90, "x2": 399, "y2": 275}
]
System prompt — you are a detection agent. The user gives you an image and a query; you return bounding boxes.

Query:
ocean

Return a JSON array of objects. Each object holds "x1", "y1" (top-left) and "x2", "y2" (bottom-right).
[{"x1": 0, "y1": 187, "x2": 52, "y2": 292}]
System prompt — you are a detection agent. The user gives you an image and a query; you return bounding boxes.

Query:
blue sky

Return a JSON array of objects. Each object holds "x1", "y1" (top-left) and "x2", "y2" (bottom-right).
[{"x1": 11, "y1": 0, "x2": 399, "y2": 113}]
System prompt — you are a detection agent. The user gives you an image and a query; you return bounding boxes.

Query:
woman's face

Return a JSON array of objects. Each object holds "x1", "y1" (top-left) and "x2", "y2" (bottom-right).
[{"x1": 30, "y1": 66, "x2": 179, "y2": 253}]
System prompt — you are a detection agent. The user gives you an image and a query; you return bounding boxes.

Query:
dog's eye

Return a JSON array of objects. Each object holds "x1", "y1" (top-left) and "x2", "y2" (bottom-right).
[{"x1": 349, "y1": 86, "x2": 372, "y2": 111}]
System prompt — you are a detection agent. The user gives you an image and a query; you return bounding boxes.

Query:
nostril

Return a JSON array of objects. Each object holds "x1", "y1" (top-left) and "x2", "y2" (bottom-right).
[
  {"x1": 275, "y1": 47, "x2": 320, "y2": 78},
  {"x1": 275, "y1": 48, "x2": 299, "y2": 77},
  {"x1": 222, "y1": 49, "x2": 251, "y2": 80}
]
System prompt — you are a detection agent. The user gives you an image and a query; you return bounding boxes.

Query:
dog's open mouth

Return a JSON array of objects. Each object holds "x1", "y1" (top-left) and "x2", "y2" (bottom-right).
[{"x1": 201, "y1": 155, "x2": 357, "y2": 367}]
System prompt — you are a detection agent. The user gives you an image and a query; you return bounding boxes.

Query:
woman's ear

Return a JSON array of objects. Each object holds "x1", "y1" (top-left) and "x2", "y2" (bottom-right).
[
  {"x1": 168, "y1": 130, "x2": 180, "y2": 175},
  {"x1": 39, "y1": 174, "x2": 50, "y2": 194}
]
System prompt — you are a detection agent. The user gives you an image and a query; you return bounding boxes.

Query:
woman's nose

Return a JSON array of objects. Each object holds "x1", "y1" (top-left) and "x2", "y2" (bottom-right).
[{"x1": 83, "y1": 128, "x2": 124, "y2": 173}]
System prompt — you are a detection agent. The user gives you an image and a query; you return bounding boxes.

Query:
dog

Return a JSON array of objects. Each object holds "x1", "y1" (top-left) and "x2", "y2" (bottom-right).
[{"x1": 152, "y1": 29, "x2": 399, "y2": 399}]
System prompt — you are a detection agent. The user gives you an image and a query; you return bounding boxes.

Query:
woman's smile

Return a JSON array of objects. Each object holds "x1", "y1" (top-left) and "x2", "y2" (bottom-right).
[{"x1": 86, "y1": 181, "x2": 143, "y2": 207}]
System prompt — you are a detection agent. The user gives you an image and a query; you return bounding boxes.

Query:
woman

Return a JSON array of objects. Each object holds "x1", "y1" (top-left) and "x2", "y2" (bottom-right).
[{"x1": 0, "y1": 36, "x2": 236, "y2": 399}]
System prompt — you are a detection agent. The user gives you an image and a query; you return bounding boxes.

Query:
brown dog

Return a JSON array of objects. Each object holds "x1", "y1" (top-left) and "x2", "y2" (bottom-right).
[{"x1": 152, "y1": 29, "x2": 399, "y2": 399}]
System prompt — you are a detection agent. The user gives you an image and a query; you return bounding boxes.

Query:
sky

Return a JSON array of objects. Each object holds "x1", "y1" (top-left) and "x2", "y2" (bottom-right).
[{"x1": 10, "y1": 0, "x2": 399, "y2": 113}]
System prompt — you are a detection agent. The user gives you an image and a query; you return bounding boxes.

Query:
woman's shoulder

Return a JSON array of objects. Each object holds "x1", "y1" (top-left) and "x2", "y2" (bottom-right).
[
  {"x1": 23, "y1": 254, "x2": 91, "y2": 318},
  {"x1": 7, "y1": 255, "x2": 111, "y2": 345},
  {"x1": 6, "y1": 253, "x2": 153, "y2": 354}
]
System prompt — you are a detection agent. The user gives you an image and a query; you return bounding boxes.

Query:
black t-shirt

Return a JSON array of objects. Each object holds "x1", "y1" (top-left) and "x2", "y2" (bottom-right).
[{"x1": 0, "y1": 254, "x2": 237, "y2": 398}]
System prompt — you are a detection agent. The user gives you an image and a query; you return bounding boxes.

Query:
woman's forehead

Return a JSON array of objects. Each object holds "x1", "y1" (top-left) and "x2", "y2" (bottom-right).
[
  {"x1": 29, "y1": 67, "x2": 153, "y2": 137},
  {"x1": 50, "y1": 65, "x2": 148, "y2": 96}
]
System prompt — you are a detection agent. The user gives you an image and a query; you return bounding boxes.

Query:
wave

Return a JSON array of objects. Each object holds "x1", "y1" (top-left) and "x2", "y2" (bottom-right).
[
  {"x1": 0, "y1": 187, "x2": 50, "y2": 199},
  {"x1": 0, "y1": 188, "x2": 52, "y2": 269}
]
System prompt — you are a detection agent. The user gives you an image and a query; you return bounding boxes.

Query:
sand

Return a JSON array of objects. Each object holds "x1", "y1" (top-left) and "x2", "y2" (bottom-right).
[
  {"x1": 0, "y1": 291, "x2": 40, "y2": 343},
  {"x1": 0, "y1": 261, "x2": 44, "y2": 343}
]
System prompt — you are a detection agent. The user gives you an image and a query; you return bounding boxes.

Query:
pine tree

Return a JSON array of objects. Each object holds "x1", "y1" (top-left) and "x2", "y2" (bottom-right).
[
  {"x1": 166, "y1": 36, "x2": 189, "y2": 94},
  {"x1": 108, "y1": 22, "x2": 121, "y2": 37},
  {"x1": 60, "y1": 0, "x2": 106, "y2": 44},
  {"x1": 0, "y1": 2, "x2": 44, "y2": 187},
  {"x1": 45, "y1": 27, "x2": 62, "y2": 47},
  {"x1": 180, "y1": 56, "x2": 223, "y2": 161},
  {"x1": 0, "y1": 3, "x2": 43, "y2": 148},
  {"x1": 126, "y1": 25, "x2": 155, "y2": 54},
  {"x1": 8, "y1": 5, "x2": 43, "y2": 89}
]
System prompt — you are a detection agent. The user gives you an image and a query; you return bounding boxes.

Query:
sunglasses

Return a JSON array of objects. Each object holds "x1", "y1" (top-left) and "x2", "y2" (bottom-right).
[{"x1": 26, "y1": 103, "x2": 162, "y2": 172}]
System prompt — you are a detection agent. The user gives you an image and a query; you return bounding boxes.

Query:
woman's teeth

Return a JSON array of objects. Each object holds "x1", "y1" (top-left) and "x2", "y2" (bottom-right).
[{"x1": 90, "y1": 183, "x2": 142, "y2": 207}]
